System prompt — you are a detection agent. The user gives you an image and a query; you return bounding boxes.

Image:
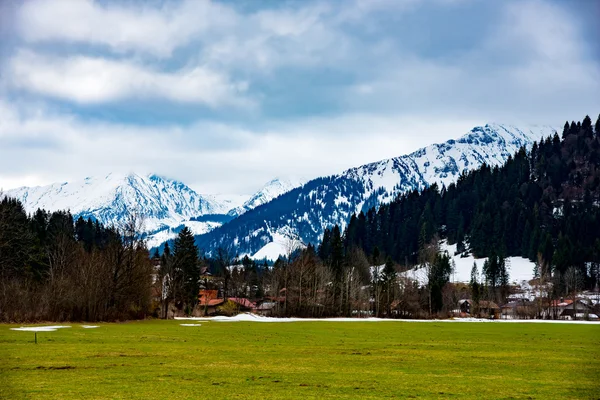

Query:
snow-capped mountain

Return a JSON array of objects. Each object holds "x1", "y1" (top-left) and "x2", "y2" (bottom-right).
[
  {"x1": 195, "y1": 124, "x2": 557, "y2": 259},
  {"x1": 228, "y1": 177, "x2": 305, "y2": 217},
  {"x1": 4, "y1": 174, "x2": 304, "y2": 248}
]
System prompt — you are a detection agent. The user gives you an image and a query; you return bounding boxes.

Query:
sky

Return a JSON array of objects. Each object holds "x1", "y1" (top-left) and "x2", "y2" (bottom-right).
[{"x1": 0, "y1": 0, "x2": 599, "y2": 195}]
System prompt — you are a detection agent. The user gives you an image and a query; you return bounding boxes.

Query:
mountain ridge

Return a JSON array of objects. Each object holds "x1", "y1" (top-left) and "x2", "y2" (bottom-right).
[
  {"x1": 193, "y1": 123, "x2": 557, "y2": 259},
  {"x1": 4, "y1": 173, "x2": 303, "y2": 247}
]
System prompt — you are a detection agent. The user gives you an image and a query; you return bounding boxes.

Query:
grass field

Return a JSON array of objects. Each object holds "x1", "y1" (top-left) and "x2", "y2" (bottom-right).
[{"x1": 1, "y1": 319, "x2": 599, "y2": 399}]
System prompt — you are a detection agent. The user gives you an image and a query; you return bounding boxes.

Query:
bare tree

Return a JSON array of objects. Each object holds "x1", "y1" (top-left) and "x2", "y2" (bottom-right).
[
  {"x1": 564, "y1": 266, "x2": 583, "y2": 319},
  {"x1": 419, "y1": 235, "x2": 440, "y2": 317}
]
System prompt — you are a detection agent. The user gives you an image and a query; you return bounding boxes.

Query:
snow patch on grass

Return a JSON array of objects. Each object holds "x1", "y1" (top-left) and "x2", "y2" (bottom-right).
[
  {"x1": 176, "y1": 314, "x2": 599, "y2": 324},
  {"x1": 10, "y1": 325, "x2": 71, "y2": 332}
]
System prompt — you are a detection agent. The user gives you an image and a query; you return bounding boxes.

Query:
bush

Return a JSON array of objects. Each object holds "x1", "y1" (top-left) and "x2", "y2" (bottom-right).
[{"x1": 219, "y1": 300, "x2": 239, "y2": 316}]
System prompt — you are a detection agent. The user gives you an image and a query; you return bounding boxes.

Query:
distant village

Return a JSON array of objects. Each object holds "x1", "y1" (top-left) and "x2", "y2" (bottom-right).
[{"x1": 150, "y1": 255, "x2": 600, "y2": 321}]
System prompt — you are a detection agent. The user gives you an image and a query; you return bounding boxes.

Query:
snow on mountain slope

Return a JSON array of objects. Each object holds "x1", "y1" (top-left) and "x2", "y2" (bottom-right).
[
  {"x1": 399, "y1": 241, "x2": 536, "y2": 286},
  {"x1": 4, "y1": 174, "x2": 304, "y2": 248},
  {"x1": 208, "y1": 193, "x2": 249, "y2": 214},
  {"x1": 5, "y1": 173, "x2": 225, "y2": 241},
  {"x1": 342, "y1": 123, "x2": 556, "y2": 207},
  {"x1": 251, "y1": 225, "x2": 304, "y2": 260},
  {"x1": 196, "y1": 124, "x2": 557, "y2": 260},
  {"x1": 229, "y1": 178, "x2": 305, "y2": 217}
]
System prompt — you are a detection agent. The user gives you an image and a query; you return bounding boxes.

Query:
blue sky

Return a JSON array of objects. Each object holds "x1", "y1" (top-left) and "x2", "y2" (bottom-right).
[{"x1": 0, "y1": 0, "x2": 599, "y2": 194}]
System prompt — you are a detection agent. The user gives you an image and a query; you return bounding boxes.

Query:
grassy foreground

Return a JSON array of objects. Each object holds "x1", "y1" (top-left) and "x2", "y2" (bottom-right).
[{"x1": 1, "y1": 320, "x2": 599, "y2": 399}]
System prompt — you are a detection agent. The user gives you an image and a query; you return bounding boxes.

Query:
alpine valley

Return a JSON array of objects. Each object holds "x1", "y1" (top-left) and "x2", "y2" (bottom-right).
[{"x1": 5, "y1": 123, "x2": 556, "y2": 257}]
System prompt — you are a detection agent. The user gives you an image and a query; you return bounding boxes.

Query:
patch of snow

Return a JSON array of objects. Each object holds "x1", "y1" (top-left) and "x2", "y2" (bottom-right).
[
  {"x1": 179, "y1": 323, "x2": 202, "y2": 327},
  {"x1": 251, "y1": 225, "x2": 305, "y2": 261},
  {"x1": 175, "y1": 314, "x2": 598, "y2": 324},
  {"x1": 444, "y1": 241, "x2": 535, "y2": 284},
  {"x1": 10, "y1": 325, "x2": 71, "y2": 332},
  {"x1": 80, "y1": 325, "x2": 99, "y2": 329}
]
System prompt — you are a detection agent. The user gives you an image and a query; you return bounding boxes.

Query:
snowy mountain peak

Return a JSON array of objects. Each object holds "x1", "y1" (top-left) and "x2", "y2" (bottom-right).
[
  {"x1": 4, "y1": 172, "x2": 304, "y2": 249},
  {"x1": 342, "y1": 123, "x2": 555, "y2": 205},
  {"x1": 5, "y1": 173, "x2": 223, "y2": 233},
  {"x1": 228, "y1": 177, "x2": 305, "y2": 216}
]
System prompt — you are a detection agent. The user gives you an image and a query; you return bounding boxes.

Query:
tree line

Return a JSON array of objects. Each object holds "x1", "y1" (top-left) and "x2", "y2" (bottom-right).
[{"x1": 0, "y1": 199, "x2": 153, "y2": 322}]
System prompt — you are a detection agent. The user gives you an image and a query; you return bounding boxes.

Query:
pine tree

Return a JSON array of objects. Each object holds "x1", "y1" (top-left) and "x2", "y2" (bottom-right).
[
  {"x1": 562, "y1": 121, "x2": 570, "y2": 139},
  {"x1": 595, "y1": 115, "x2": 600, "y2": 137},
  {"x1": 383, "y1": 256, "x2": 396, "y2": 315},
  {"x1": 582, "y1": 115, "x2": 593, "y2": 138},
  {"x1": 173, "y1": 227, "x2": 200, "y2": 313}
]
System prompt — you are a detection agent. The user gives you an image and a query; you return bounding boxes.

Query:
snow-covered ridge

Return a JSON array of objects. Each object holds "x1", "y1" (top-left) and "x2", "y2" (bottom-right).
[
  {"x1": 4, "y1": 173, "x2": 302, "y2": 248},
  {"x1": 6, "y1": 173, "x2": 221, "y2": 233},
  {"x1": 229, "y1": 177, "x2": 305, "y2": 217},
  {"x1": 340, "y1": 124, "x2": 556, "y2": 207}
]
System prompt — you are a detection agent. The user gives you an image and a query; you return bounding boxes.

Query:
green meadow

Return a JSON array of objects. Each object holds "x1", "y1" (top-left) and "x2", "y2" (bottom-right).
[{"x1": 1, "y1": 320, "x2": 598, "y2": 399}]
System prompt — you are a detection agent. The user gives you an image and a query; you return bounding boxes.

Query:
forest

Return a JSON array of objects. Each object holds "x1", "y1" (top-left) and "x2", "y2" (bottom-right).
[{"x1": 0, "y1": 204, "x2": 152, "y2": 322}]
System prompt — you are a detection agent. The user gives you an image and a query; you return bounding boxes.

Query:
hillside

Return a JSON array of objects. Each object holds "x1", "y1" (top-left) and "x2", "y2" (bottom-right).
[{"x1": 336, "y1": 115, "x2": 600, "y2": 288}]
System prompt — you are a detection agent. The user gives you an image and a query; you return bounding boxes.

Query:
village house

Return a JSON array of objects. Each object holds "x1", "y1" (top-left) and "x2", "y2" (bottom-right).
[
  {"x1": 459, "y1": 299, "x2": 500, "y2": 319},
  {"x1": 500, "y1": 299, "x2": 535, "y2": 319},
  {"x1": 545, "y1": 298, "x2": 598, "y2": 320},
  {"x1": 197, "y1": 293, "x2": 257, "y2": 316}
]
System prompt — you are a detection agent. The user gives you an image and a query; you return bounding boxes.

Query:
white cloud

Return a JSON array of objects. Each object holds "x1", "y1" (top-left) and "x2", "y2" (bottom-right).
[
  {"x1": 7, "y1": 50, "x2": 251, "y2": 107},
  {"x1": 16, "y1": 0, "x2": 237, "y2": 57},
  {"x1": 1, "y1": 0, "x2": 598, "y2": 196}
]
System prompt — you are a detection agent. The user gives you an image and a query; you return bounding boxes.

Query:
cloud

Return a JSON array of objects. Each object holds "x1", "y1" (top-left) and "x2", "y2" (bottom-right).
[
  {"x1": 6, "y1": 50, "x2": 251, "y2": 107},
  {"x1": 1, "y1": 0, "x2": 599, "y2": 196},
  {"x1": 337, "y1": 0, "x2": 600, "y2": 123},
  {"x1": 15, "y1": 0, "x2": 237, "y2": 57},
  {"x1": 14, "y1": 0, "x2": 346, "y2": 70}
]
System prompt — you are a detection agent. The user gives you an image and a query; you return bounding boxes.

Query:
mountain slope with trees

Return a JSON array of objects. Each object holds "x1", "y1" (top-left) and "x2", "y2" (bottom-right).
[
  {"x1": 335, "y1": 114, "x2": 600, "y2": 297},
  {"x1": 194, "y1": 124, "x2": 555, "y2": 257}
]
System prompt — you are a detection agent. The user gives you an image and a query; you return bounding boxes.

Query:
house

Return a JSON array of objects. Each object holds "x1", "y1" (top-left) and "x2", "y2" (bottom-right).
[
  {"x1": 197, "y1": 294, "x2": 257, "y2": 316},
  {"x1": 459, "y1": 299, "x2": 500, "y2": 318},
  {"x1": 479, "y1": 301, "x2": 501, "y2": 319},
  {"x1": 542, "y1": 298, "x2": 599, "y2": 320},
  {"x1": 555, "y1": 299, "x2": 595, "y2": 320},
  {"x1": 255, "y1": 296, "x2": 286, "y2": 316},
  {"x1": 501, "y1": 299, "x2": 535, "y2": 319},
  {"x1": 255, "y1": 301, "x2": 278, "y2": 316},
  {"x1": 197, "y1": 298, "x2": 226, "y2": 316}
]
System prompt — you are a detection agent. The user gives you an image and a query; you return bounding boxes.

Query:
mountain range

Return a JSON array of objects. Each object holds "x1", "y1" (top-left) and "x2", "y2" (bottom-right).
[
  {"x1": 4, "y1": 174, "x2": 303, "y2": 248},
  {"x1": 194, "y1": 124, "x2": 557, "y2": 259},
  {"x1": 4, "y1": 123, "x2": 556, "y2": 257}
]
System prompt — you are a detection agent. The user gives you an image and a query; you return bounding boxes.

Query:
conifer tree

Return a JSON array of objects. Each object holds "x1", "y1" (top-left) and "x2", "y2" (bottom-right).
[
  {"x1": 562, "y1": 121, "x2": 570, "y2": 139},
  {"x1": 582, "y1": 115, "x2": 593, "y2": 138},
  {"x1": 173, "y1": 227, "x2": 200, "y2": 313}
]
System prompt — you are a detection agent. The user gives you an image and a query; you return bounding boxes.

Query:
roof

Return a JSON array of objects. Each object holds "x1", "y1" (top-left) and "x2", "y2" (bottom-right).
[
  {"x1": 228, "y1": 297, "x2": 256, "y2": 309},
  {"x1": 478, "y1": 301, "x2": 500, "y2": 309},
  {"x1": 550, "y1": 299, "x2": 574, "y2": 307},
  {"x1": 501, "y1": 300, "x2": 531, "y2": 308},
  {"x1": 198, "y1": 298, "x2": 225, "y2": 307}
]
